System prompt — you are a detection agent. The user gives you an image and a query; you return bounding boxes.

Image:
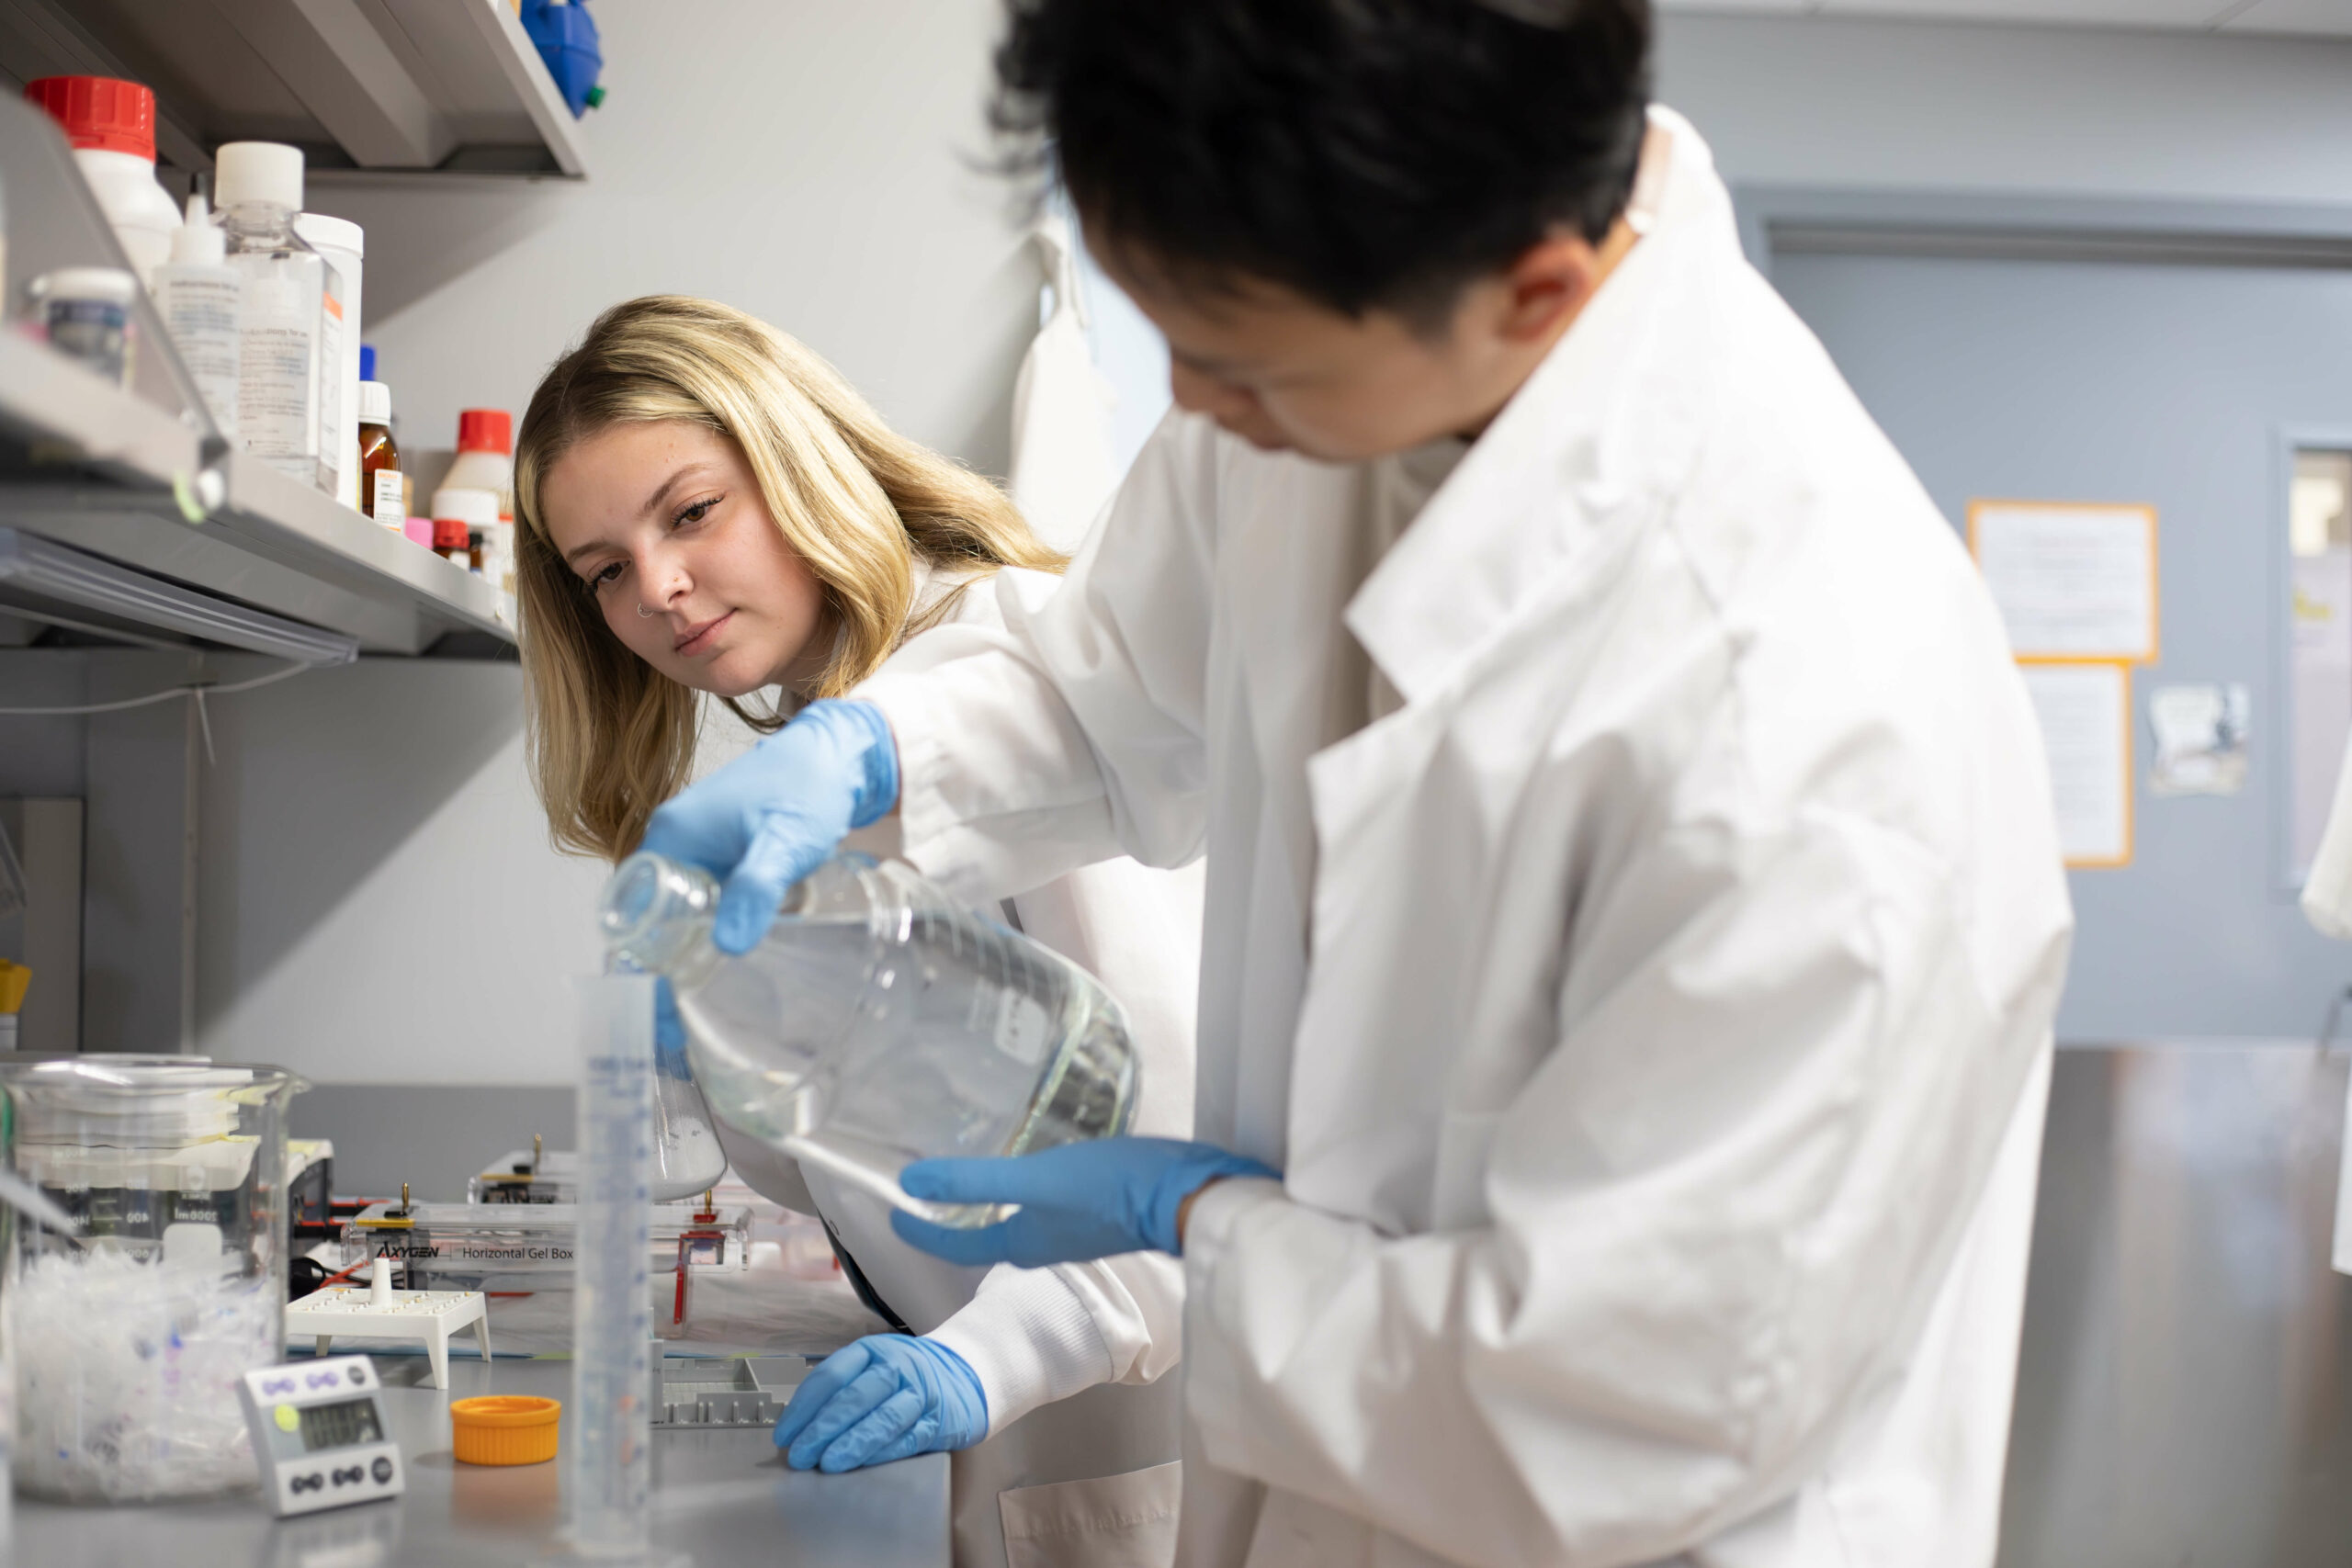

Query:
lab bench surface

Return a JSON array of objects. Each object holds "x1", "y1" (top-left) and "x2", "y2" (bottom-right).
[{"x1": 11, "y1": 1357, "x2": 950, "y2": 1567}]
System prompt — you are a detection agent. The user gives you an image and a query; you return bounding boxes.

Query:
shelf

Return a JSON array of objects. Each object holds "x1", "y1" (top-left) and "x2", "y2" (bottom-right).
[
  {"x1": 0, "y1": 0, "x2": 588, "y2": 179},
  {"x1": 0, "y1": 332, "x2": 514, "y2": 658},
  {"x1": 0, "y1": 527, "x2": 359, "y2": 664}
]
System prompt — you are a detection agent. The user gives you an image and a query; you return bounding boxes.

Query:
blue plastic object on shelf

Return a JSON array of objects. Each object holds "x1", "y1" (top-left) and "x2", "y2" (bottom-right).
[
  {"x1": 358, "y1": 344, "x2": 375, "y2": 382},
  {"x1": 523, "y1": 0, "x2": 605, "y2": 119}
]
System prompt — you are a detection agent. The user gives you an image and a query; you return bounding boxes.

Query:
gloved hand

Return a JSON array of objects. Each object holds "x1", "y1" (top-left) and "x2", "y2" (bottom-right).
[
  {"x1": 773, "y1": 1334, "x2": 989, "y2": 1472},
  {"x1": 639, "y1": 698, "x2": 898, "y2": 953},
  {"x1": 889, "y1": 1137, "x2": 1280, "y2": 1266}
]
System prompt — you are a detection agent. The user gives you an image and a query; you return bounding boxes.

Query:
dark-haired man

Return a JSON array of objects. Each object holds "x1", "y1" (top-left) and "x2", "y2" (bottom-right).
[{"x1": 648, "y1": 3, "x2": 2073, "y2": 1563}]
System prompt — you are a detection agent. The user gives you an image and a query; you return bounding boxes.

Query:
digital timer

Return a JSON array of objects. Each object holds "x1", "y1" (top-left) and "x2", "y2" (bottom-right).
[{"x1": 235, "y1": 1355, "x2": 404, "y2": 1517}]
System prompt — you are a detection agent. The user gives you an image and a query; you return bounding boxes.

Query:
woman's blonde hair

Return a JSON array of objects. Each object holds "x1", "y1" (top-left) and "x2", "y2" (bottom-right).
[{"x1": 514, "y1": 295, "x2": 1062, "y2": 862}]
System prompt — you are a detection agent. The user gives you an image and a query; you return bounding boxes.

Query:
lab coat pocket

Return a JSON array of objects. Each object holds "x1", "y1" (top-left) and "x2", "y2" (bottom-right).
[{"x1": 999, "y1": 1460, "x2": 1182, "y2": 1568}]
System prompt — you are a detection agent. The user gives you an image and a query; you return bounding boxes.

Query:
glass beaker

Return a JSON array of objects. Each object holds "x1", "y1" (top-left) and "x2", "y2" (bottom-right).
[
  {"x1": 600, "y1": 852, "x2": 1137, "y2": 1225},
  {"x1": 1, "y1": 1056, "x2": 305, "y2": 1503}
]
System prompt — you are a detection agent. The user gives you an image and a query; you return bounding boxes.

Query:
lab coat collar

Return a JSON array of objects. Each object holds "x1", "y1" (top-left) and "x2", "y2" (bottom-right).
[{"x1": 1347, "y1": 107, "x2": 1726, "y2": 707}]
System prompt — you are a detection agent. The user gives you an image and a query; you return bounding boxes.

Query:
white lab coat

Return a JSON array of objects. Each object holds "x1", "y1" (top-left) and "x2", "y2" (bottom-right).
[
  {"x1": 2302, "y1": 732, "x2": 2352, "y2": 937},
  {"x1": 855, "y1": 109, "x2": 2074, "y2": 1568},
  {"x1": 700, "y1": 565, "x2": 1197, "y2": 1568},
  {"x1": 1007, "y1": 213, "x2": 1122, "y2": 556}
]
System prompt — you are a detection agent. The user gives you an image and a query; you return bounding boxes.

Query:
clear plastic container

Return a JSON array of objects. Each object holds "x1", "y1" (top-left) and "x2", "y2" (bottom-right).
[
  {"x1": 1, "y1": 1056, "x2": 306, "y2": 1503},
  {"x1": 599, "y1": 852, "x2": 1138, "y2": 1226},
  {"x1": 216, "y1": 142, "x2": 336, "y2": 496},
  {"x1": 339, "y1": 1201, "x2": 751, "y2": 1292},
  {"x1": 151, "y1": 197, "x2": 242, "y2": 439}
]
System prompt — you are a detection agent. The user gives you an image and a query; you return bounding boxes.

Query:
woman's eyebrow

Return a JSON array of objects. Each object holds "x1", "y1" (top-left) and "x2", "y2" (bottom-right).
[
  {"x1": 560, "y1": 461, "x2": 717, "y2": 566},
  {"x1": 639, "y1": 462, "x2": 715, "y2": 520}
]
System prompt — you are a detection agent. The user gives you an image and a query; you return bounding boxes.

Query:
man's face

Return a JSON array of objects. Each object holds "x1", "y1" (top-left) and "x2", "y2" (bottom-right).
[{"x1": 1093, "y1": 227, "x2": 1615, "y2": 464}]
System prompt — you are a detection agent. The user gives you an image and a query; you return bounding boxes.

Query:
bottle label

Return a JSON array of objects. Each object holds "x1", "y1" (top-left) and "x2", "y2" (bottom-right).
[
  {"x1": 317, "y1": 287, "x2": 344, "y2": 498},
  {"x1": 41, "y1": 298, "x2": 130, "y2": 386},
  {"x1": 234, "y1": 262, "x2": 319, "y2": 469},
  {"x1": 990, "y1": 987, "x2": 1051, "y2": 1066},
  {"x1": 370, "y1": 468, "x2": 405, "y2": 526},
  {"x1": 156, "y1": 272, "x2": 242, "y2": 439}
]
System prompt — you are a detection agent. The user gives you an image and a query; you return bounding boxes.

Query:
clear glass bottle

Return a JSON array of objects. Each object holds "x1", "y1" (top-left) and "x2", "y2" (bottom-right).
[
  {"x1": 2, "y1": 1057, "x2": 306, "y2": 1503},
  {"x1": 600, "y1": 852, "x2": 1138, "y2": 1226}
]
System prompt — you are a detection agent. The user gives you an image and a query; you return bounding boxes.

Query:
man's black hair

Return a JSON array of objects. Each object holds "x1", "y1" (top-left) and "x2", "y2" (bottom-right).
[{"x1": 992, "y1": 0, "x2": 1653, "y2": 322}]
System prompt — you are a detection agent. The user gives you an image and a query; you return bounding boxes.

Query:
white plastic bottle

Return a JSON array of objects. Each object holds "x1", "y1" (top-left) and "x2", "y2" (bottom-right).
[
  {"x1": 149, "y1": 196, "x2": 241, "y2": 439},
  {"x1": 446, "y1": 410, "x2": 516, "y2": 601},
  {"x1": 215, "y1": 142, "x2": 334, "y2": 495},
  {"x1": 25, "y1": 77, "x2": 180, "y2": 289},
  {"x1": 293, "y1": 214, "x2": 363, "y2": 512}
]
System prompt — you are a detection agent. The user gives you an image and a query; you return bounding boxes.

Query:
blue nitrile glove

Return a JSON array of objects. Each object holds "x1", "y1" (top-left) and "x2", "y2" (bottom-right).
[
  {"x1": 638, "y1": 698, "x2": 897, "y2": 954},
  {"x1": 773, "y1": 1334, "x2": 988, "y2": 1472},
  {"x1": 889, "y1": 1137, "x2": 1281, "y2": 1266}
]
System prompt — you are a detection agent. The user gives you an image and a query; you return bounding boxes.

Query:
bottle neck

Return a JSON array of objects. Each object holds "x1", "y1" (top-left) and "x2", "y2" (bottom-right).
[
  {"x1": 601, "y1": 853, "x2": 725, "y2": 988},
  {"x1": 220, "y1": 201, "x2": 298, "y2": 244}
]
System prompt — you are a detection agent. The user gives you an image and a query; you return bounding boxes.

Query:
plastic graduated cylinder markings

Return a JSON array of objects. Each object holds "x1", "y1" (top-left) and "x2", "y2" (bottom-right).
[
  {"x1": 234, "y1": 1354, "x2": 403, "y2": 1518},
  {"x1": 287, "y1": 1257, "x2": 490, "y2": 1391}
]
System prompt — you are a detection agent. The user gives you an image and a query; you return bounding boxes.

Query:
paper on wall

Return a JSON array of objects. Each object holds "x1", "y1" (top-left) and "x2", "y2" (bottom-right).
[
  {"x1": 1973, "y1": 502, "x2": 2158, "y2": 661},
  {"x1": 2147, "y1": 683, "x2": 2249, "y2": 797},
  {"x1": 2018, "y1": 661, "x2": 2132, "y2": 867}
]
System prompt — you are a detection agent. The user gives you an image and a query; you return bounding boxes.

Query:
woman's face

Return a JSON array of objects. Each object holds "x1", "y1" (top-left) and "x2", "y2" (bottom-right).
[{"x1": 539, "y1": 420, "x2": 831, "y2": 699}]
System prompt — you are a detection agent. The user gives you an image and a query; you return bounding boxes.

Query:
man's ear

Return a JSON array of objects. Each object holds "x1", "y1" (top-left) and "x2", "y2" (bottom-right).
[{"x1": 1491, "y1": 231, "x2": 1607, "y2": 344}]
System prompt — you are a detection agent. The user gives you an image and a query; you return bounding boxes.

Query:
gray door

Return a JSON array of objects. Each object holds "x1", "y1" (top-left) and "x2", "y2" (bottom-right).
[{"x1": 1772, "y1": 241, "x2": 2352, "y2": 1043}]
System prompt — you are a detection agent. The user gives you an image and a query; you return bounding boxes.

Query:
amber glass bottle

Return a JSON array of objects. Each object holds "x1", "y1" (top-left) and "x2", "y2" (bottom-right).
[{"x1": 356, "y1": 379, "x2": 402, "y2": 525}]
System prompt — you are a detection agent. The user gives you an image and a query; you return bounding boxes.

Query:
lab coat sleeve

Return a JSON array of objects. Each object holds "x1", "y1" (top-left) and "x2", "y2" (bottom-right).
[
  {"x1": 856, "y1": 411, "x2": 1223, "y2": 908},
  {"x1": 931, "y1": 1251, "x2": 1186, "y2": 1437},
  {"x1": 1180, "y1": 808, "x2": 2064, "y2": 1568}
]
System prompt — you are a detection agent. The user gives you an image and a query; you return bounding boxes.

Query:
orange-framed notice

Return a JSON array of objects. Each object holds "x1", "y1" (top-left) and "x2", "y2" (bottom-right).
[
  {"x1": 1968, "y1": 500, "x2": 2160, "y2": 664},
  {"x1": 2015, "y1": 658, "x2": 2134, "y2": 869}
]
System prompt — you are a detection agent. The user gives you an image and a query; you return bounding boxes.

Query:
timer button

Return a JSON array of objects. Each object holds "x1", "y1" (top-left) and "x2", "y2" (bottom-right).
[{"x1": 371, "y1": 1456, "x2": 394, "y2": 1484}]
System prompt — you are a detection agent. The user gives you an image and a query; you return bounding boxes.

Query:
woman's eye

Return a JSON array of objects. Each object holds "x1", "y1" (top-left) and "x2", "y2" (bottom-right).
[
  {"x1": 586, "y1": 561, "x2": 624, "y2": 592},
  {"x1": 673, "y1": 497, "x2": 719, "y2": 529}
]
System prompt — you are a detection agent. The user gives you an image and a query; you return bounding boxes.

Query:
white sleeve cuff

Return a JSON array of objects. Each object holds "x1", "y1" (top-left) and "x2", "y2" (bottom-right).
[
  {"x1": 1179, "y1": 1177, "x2": 1290, "y2": 1452},
  {"x1": 927, "y1": 1264, "x2": 1116, "y2": 1438}
]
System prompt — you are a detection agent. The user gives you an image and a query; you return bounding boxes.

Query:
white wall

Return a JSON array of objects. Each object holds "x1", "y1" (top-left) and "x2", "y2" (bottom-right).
[
  {"x1": 192, "y1": 658, "x2": 600, "y2": 1084},
  {"x1": 1657, "y1": 11, "x2": 2352, "y2": 205},
  {"x1": 191, "y1": 0, "x2": 1036, "y2": 1089},
  {"x1": 318, "y1": 0, "x2": 1036, "y2": 481}
]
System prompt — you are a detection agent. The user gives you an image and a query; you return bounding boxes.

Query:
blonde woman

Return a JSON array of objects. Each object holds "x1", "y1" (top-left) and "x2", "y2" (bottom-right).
[{"x1": 514, "y1": 296, "x2": 1197, "y2": 1568}]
